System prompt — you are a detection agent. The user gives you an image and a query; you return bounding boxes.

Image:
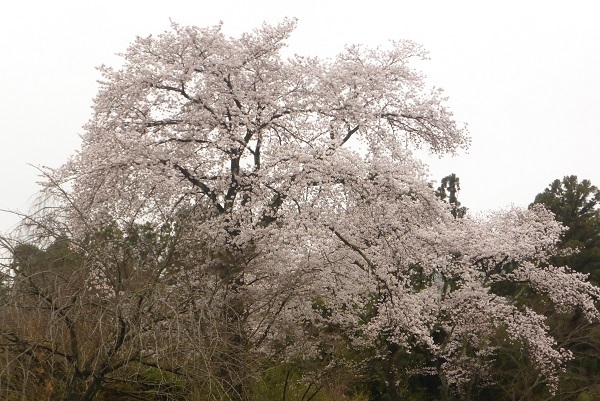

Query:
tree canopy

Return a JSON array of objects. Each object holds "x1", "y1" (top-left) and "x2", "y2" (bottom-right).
[
  {"x1": 1, "y1": 21, "x2": 599, "y2": 401},
  {"x1": 532, "y1": 175, "x2": 600, "y2": 284}
]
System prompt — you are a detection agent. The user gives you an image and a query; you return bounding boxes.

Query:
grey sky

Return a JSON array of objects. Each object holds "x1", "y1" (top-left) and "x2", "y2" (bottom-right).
[{"x1": 1, "y1": 0, "x2": 599, "y2": 233}]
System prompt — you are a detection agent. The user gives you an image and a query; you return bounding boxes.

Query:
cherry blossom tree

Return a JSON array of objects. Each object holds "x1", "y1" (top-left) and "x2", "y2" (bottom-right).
[{"x1": 13, "y1": 19, "x2": 598, "y2": 400}]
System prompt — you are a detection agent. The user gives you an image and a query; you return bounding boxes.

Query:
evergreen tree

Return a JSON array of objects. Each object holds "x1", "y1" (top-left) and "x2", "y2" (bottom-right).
[
  {"x1": 532, "y1": 175, "x2": 600, "y2": 284},
  {"x1": 529, "y1": 176, "x2": 600, "y2": 400},
  {"x1": 436, "y1": 173, "x2": 467, "y2": 218}
]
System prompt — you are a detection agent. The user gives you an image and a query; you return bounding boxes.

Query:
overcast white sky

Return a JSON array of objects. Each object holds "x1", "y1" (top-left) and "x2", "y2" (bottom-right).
[{"x1": 1, "y1": 0, "x2": 599, "y2": 233}]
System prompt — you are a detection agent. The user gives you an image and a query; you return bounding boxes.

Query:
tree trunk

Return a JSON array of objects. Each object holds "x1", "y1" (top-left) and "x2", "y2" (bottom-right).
[
  {"x1": 61, "y1": 374, "x2": 102, "y2": 401},
  {"x1": 383, "y1": 368, "x2": 404, "y2": 401}
]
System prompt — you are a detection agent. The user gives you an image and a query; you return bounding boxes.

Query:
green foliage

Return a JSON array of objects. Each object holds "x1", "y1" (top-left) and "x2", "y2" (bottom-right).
[
  {"x1": 523, "y1": 176, "x2": 600, "y2": 398},
  {"x1": 98, "y1": 364, "x2": 186, "y2": 401},
  {"x1": 532, "y1": 175, "x2": 600, "y2": 284},
  {"x1": 251, "y1": 364, "x2": 368, "y2": 401},
  {"x1": 436, "y1": 174, "x2": 467, "y2": 218},
  {"x1": 576, "y1": 391, "x2": 597, "y2": 401}
]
